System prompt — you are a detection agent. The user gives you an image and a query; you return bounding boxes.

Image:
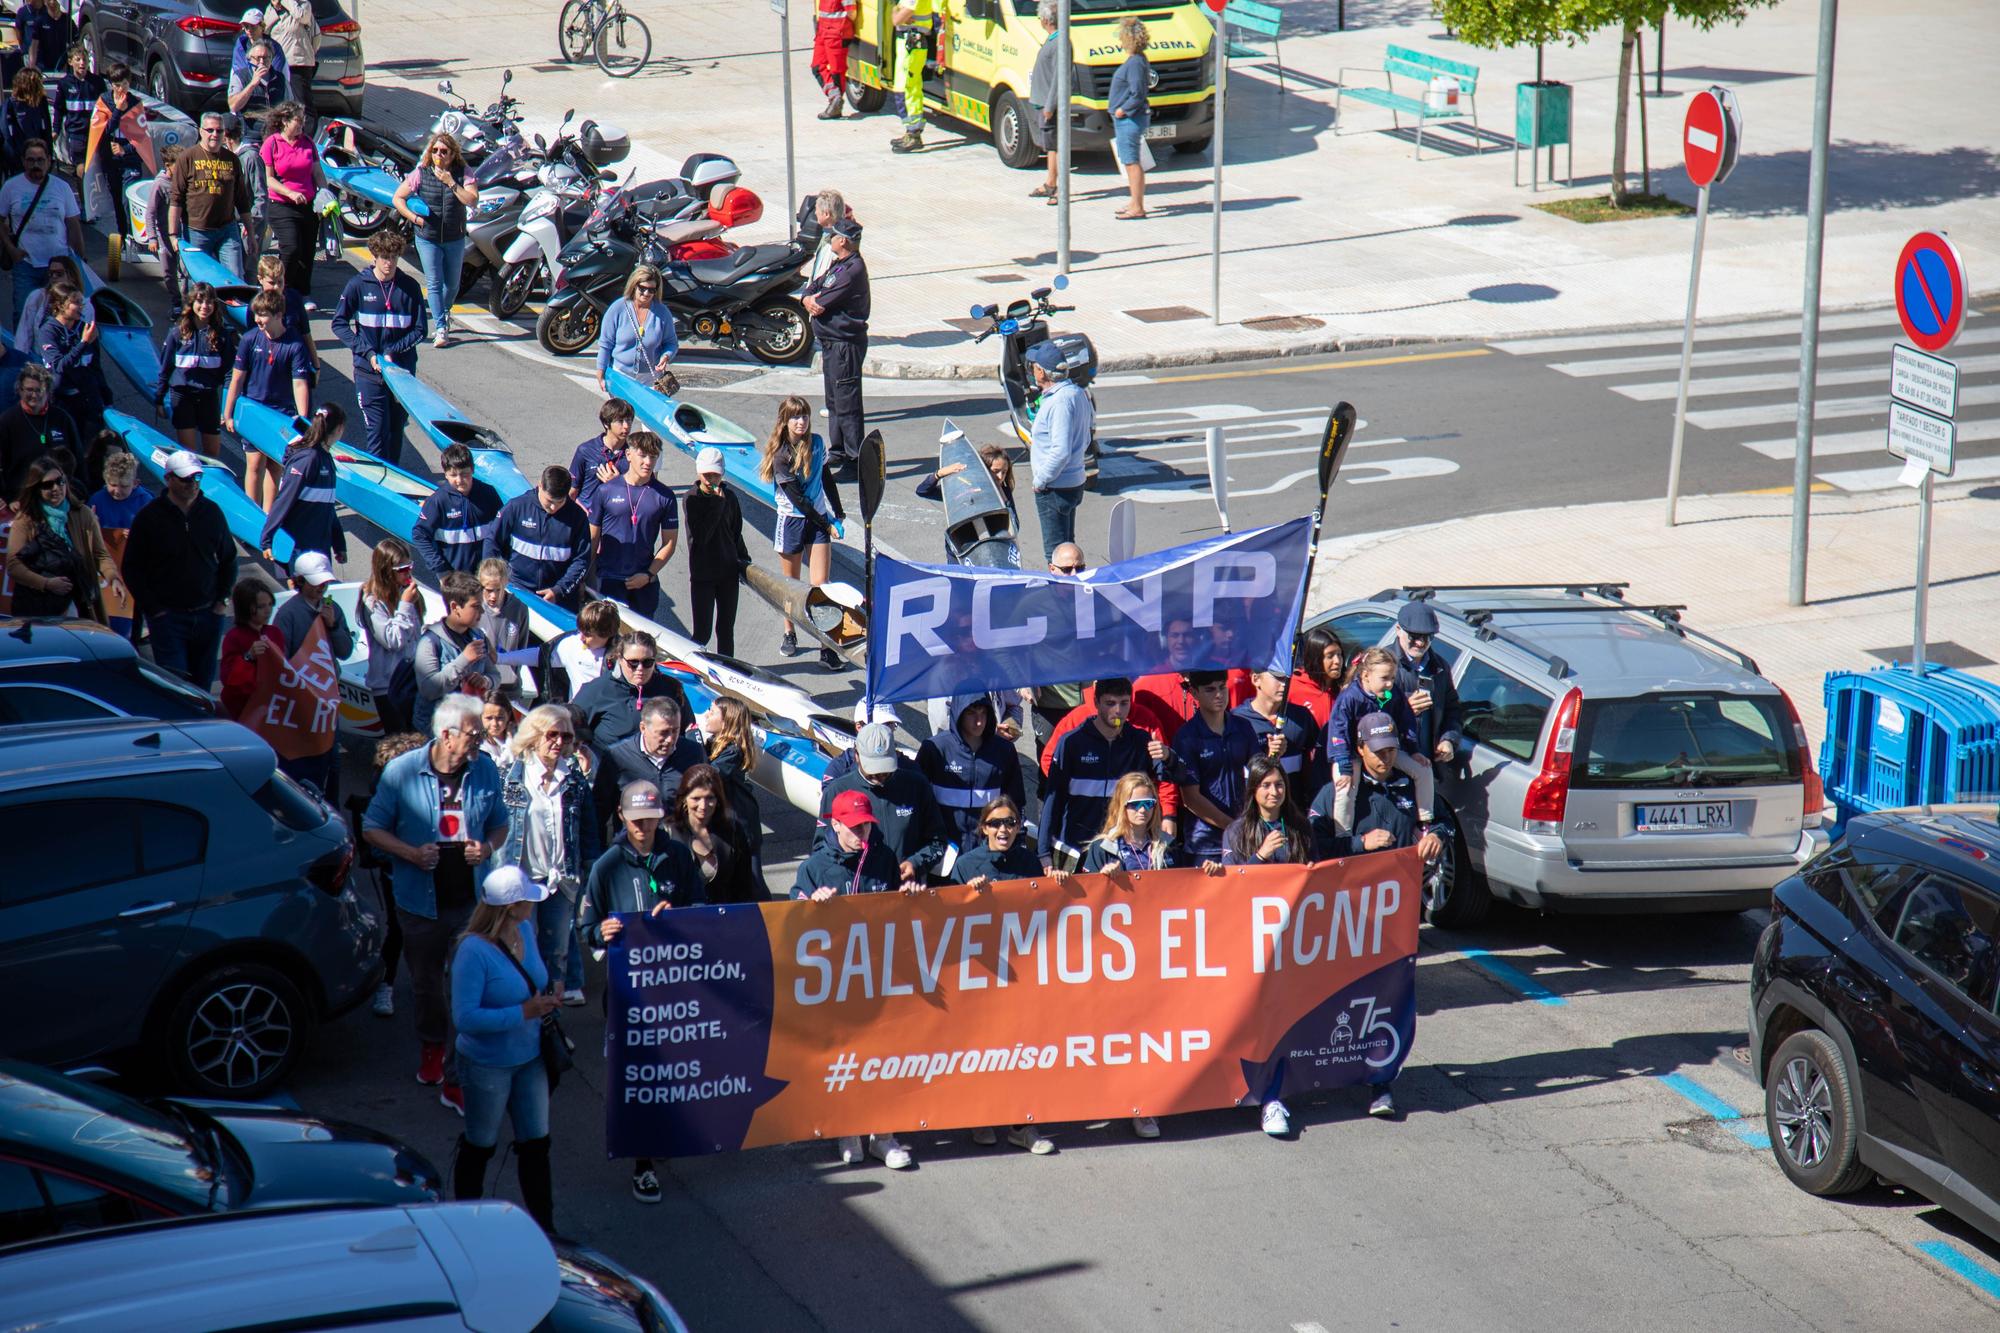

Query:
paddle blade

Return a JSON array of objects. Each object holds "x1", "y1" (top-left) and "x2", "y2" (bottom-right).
[
  {"x1": 859, "y1": 430, "x2": 886, "y2": 522},
  {"x1": 1106, "y1": 498, "x2": 1135, "y2": 565},
  {"x1": 1320, "y1": 402, "x2": 1357, "y2": 498},
  {"x1": 1205, "y1": 425, "x2": 1229, "y2": 533}
]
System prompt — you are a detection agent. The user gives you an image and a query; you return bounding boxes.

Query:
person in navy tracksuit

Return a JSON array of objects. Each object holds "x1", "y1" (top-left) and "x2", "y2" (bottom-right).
[
  {"x1": 329, "y1": 228, "x2": 426, "y2": 462},
  {"x1": 485, "y1": 464, "x2": 591, "y2": 610},
  {"x1": 261, "y1": 403, "x2": 347, "y2": 566},
  {"x1": 411, "y1": 441, "x2": 504, "y2": 579},
  {"x1": 221, "y1": 288, "x2": 314, "y2": 511},
  {"x1": 152, "y1": 282, "x2": 237, "y2": 454},
  {"x1": 916, "y1": 693, "x2": 1026, "y2": 849},
  {"x1": 50, "y1": 44, "x2": 99, "y2": 168},
  {"x1": 1037, "y1": 677, "x2": 1169, "y2": 871},
  {"x1": 35, "y1": 282, "x2": 107, "y2": 441},
  {"x1": 587, "y1": 429, "x2": 677, "y2": 619}
]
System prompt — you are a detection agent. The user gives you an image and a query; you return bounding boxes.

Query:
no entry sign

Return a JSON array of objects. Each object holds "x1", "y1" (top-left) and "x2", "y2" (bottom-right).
[
  {"x1": 1895, "y1": 230, "x2": 1967, "y2": 353},
  {"x1": 1683, "y1": 88, "x2": 1742, "y2": 190}
]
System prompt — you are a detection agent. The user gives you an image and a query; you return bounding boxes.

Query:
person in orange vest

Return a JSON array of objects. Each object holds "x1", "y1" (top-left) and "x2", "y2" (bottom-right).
[{"x1": 811, "y1": 0, "x2": 856, "y2": 120}]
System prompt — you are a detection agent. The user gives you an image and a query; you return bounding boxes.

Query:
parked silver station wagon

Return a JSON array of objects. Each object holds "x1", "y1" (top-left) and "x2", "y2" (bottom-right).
[{"x1": 1310, "y1": 583, "x2": 1829, "y2": 925}]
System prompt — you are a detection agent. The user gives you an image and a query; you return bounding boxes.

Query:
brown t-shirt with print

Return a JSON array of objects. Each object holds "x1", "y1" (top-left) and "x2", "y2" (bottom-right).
[{"x1": 171, "y1": 147, "x2": 251, "y2": 234}]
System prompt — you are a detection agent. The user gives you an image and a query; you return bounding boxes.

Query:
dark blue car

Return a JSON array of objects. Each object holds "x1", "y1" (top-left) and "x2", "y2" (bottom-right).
[{"x1": 1750, "y1": 805, "x2": 2000, "y2": 1246}]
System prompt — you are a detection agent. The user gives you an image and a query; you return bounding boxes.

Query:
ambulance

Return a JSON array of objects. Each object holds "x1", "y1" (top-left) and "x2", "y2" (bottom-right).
[{"x1": 845, "y1": 0, "x2": 1219, "y2": 167}]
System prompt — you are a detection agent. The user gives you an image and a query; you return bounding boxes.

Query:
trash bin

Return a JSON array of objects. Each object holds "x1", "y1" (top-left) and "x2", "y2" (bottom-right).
[
  {"x1": 1513, "y1": 80, "x2": 1572, "y2": 191},
  {"x1": 1821, "y1": 664, "x2": 2000, "y2": 832}
]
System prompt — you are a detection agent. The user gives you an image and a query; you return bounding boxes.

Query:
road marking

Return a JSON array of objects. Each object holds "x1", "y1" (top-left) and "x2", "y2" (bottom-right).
[
  {"x1": 1145, "y1": 347, "x2": 1490, "y2": 384},
  {"x1": 1818, "y1": 452, "x2": 2000, "y2": 492},
  {"x1": 1656, "y1": 1072, "x2": 1770, "y2": 1147},
  {"x1": 1613, "y1": 350, "x2": 2000, "y2": 403},
  {"x1": 1742, "y1": 417, "x2": 2000, "y2": 462},
  {"x1": 1493, "y1": 308, "x2": 1924, "y2": 356},
  {"x1": 1738, "y1": 481, "x2": 1835, "y2": 496},
  {"x1": 1688, "y1": 383, "x2": 2000, "y2": 430},
  {"x1": 1458, "y1": 949, "x2": 1564, "y2": 1005},
  {"x1": 1549, "y1": 323, "x2": 2000, "y2": 379},
  {"x1": 1915, "y1": 1241, "x2": 2000, "y2": 1304},
  {"x1": 1292, "y1": 1324, "x2": 1332, "y2": 1333}
]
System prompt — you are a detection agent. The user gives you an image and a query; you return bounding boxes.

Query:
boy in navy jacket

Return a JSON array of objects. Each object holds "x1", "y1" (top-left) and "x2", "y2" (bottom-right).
[
  {"x1": 330, "y1": 228, "x2": 425, "y2": 461},
  {"x1": 485, "y1": 464, "x2": 591, "y2": 609},
  {"x1": 412, "y1": 442, "x2": 504, "y2": 578}
]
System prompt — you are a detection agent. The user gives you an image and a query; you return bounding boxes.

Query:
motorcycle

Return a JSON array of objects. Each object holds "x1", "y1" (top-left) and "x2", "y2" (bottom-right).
[
  {"x1": 969, "y1": 273, "x2": 1099, "y2": 482},
  {"x1": 535, "y1": 186, "x2": 812, "y2": 365},
  {"x1": 316, "y1": 69, "x2": 527, "y2": 238}
]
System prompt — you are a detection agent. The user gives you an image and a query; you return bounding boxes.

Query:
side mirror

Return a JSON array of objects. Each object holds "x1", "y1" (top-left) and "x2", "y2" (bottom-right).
[
  {"x1": 1053, "y1": 273, "x2": 1069, "y2": 291},
  {"x1": 437, "y1": 80, "x2": 454, "y2": 96},
  {"x1": 562, "y1": 108, "x2": 575, "y2": 125},
  {"x1": 601, "y1": 169, "x2": 618, "y2": 181},
  {"x1": 502, "y1": 69, "x2": 513, "y2": 87},
  {"x1": 969, "y1": 303, "x2": 988, "y2": 320},
  {"x1": 534, "y1": 133, "x2": 547, "y2": 150}
]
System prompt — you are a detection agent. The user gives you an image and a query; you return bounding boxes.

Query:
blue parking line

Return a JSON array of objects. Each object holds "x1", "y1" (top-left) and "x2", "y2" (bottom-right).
[
  {"x1": 1460, "y1": 948, "x2": 1565, "y2": 1005},
  {"x1": 1657, "y1": 1073, "x2": 1771, "y2": 1149},
  {"x1": 1915, "y1": 1241, "x2": 2000, "y2": 1303}
]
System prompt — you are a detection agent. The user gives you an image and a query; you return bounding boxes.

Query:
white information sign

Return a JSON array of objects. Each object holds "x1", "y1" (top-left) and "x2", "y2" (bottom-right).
[
  {"x1": 1889, "y1": 344, "x2": 1959, "y2": 418},
  {"x1": 1887, "y1": 400, "x2": 1957, "y2": 476}
]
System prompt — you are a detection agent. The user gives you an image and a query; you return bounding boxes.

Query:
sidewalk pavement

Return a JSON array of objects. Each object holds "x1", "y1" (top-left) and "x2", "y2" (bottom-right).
[
  {"x1": 1308, "y1": 478, "x2": 2000, "y2": 747},
  {"x1": 360, "y1": 0, "x2": 2000, "y2": 376}
]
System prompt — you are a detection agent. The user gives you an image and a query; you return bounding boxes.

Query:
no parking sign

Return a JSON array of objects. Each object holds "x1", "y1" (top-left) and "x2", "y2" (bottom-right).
[{"x1": 1894, "y1": 230, "x2": 1967, "y2": 354}]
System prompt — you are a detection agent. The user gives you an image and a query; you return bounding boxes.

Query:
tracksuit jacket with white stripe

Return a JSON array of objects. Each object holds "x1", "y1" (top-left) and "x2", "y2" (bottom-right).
[
  {"x1": 485, "y1": 490, "x2": 591, "y2": 598},
  {"x1": 411, "y1": 478, "x2": 504, "y2": 577},
  {"x1": 262, "y1": 442, "x2": 346, "y2": 560},
  {"x1": 1037, "y1": 721, "x2": 1162, "y2": 865},
  {"x1": 916, "y1": 698, "x2": 1027, "y2": 846},
  {"x1": 329, "y1": 268, "x2": 426, "y2": 377},
  {"x1": 154, "y1": 327, "x2": 237, "y2": 402}
]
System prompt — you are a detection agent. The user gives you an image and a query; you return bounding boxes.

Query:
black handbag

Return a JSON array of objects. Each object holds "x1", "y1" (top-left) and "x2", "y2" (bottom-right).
[{"x1": 500, "y1": 942, "x2": 575, "y2": 1091}]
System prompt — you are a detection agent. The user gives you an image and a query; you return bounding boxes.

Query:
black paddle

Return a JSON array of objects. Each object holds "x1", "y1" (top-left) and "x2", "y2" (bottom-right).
[
  {"x1": 858, "y1": 429, "x2": 885, "y2": 703},
  {"x1": 1285, "y1": 401, "x2": 1357, "y2": 680}
]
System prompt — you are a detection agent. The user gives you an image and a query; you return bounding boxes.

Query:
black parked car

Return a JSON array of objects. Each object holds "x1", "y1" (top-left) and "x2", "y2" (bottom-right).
[
  {"x1": 0, "y1": 615, "x2": 213, "y2": 725},
  {"x1": 0, "y1": 1061, "x2": 440, "y2": 1248},
  {"x1": 1750, "y1": 805, "x2": 2000, "y2": 1245},
  {"x1": 77, "y1": 0, "x2": 364, "y2": 115}
]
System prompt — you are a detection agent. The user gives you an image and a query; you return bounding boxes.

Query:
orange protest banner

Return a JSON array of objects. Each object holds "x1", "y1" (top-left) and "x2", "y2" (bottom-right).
[
  {"x1": 605, "y1": 851, "x2": 1423, "y2": 1158},
  {"x1": 238, "y1": 617, "x2": 340, "y2": 760}
]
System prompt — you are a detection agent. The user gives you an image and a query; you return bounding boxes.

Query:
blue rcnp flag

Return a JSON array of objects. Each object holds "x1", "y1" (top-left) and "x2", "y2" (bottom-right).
[{"x1": 866, "y1": 516, "x2": 1313, "y2": 705}]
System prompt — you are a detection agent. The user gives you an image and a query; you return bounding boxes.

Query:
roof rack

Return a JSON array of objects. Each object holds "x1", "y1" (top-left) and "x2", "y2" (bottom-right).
[
  {"x1": 1372, "y1": 583, "x2": 1631, "y2": 604},
  {"x1": 1453, "y1": 603, "x2": 1761, "y2": 675}
]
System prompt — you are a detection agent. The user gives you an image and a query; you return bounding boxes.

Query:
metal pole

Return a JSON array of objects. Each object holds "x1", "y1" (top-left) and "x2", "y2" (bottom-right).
[
  {"x1": 1655, "y1": 24, "x2": 1663, "y2": 97},
  {"x1": 779, "y1": 0, "x2": 797, "y2": 234},
  {"x1": 1057, "y1": 0, "x2": 1072, "y2": 273},
  {"x1": 1210, "y1": 8, "x2": 1226, "y2": 325},
  {"x1": 1665, "y1": 183, "x2": 1708, "y2": 525},
  {"x1": 1790, "y1": 0, "x2": 1838, "y2": 606},
  {"x1": 1913, "y1": 473, "x2": 1933, "y2": 676}
]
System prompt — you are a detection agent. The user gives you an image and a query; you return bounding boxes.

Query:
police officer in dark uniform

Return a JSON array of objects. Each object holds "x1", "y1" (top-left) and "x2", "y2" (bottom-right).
[
  {"x1": 801, "y1": 217, "x2": 868, "y2": 473},
  {"x1": 1307, "y1": 709, "x2": 1443, "y2": 1121}
]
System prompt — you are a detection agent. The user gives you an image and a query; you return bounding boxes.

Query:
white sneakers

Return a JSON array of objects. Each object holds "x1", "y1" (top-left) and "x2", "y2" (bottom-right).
[
  {"x1": 1005, "y1": 1126, "x2": 1054, "y2": 1155},
  {"x1": 370, "y1": 983, "x2": 394, "y2": 1017},
  {"x1": 1131, "y1": 1116, "x2": 1160, "y2": 1139},
  {"x1": 837, "y1": 1136, "x2": 864, "y2": 1165},
  {"x1": 1260, "y1": 1100, "x2": 1290, "y2": 1137},
  {"x1": 1369, "y1": 1086, "x2": 1398, "y2": 1118},
  {"x1": 868, "y1": 1133, "x2": 913, "y2": 1170},
  {"x1": 562, "y1": 988, "x2": 586, "y2": 1007}
]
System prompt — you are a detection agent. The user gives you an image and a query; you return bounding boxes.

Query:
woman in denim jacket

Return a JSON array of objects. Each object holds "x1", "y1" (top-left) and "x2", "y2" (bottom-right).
[{"x1": 496, "y1": 704, "x2": 603, "y2": 1008}]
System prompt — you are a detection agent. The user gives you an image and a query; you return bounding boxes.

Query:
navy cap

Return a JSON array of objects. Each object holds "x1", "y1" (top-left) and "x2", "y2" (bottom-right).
[
  {"x1": 1396, "y1": 601, "x2": 1440, "y2": 635},
  {"x1": 1024, "y1": 341, "x2": 1064, "y2": 372},
  {"x1": 1357, "y1": 711, "x2": 1401, "y2": 752},
  {"x1": 830, "y1": 217, "x2": 863, "y2": 242}
]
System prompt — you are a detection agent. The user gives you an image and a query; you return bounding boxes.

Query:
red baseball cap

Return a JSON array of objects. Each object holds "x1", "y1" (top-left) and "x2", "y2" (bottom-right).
[{"x1": 829, "y1": 789, "x2": 878, "y2": 830}]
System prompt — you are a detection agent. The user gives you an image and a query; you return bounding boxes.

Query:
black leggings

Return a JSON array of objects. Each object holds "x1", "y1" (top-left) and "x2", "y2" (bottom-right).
[
  {"x1": 690, "y1": 577, "x2": 740, "y2": 657},
  {"x1": 97, "y1": 150, "x2": 141, "y2": 237},
  {"x1": 267, "y1": 199, "x2": 319, "y2": 298}
]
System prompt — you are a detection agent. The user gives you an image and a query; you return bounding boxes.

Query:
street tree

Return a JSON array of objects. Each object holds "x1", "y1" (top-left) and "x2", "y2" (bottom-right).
[{"x1": 1433, "y1": 0, "x2": 1778, "y2": 205}]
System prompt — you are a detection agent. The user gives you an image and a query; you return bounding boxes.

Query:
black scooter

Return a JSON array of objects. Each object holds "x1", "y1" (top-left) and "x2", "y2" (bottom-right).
[
  {"x1": 536, "y1": 188, "x2": 815, "y2": 365},
  {"x1": 969, "y1": 273, "x2": 1099, "y2": 484}
]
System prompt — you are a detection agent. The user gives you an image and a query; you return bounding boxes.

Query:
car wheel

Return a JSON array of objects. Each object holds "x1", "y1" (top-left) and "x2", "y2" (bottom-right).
[
  {"x1": 991, "y1": 90, "x2": 1038, "y2": 170},
  {"x1": 162, "y1": 962, "x2": 312, "y2": 1100},
  {"x1": 1174, "y1": 137, "x2": 1212, "y2": 156},
  {"x1": 1766, "y1": 1029, "x2": 1874, "y2": 1196},
  {"x1": 1423, "y1": 814, "x2": 1490, "y2": 929},
  {"x1": 846, "y1": 82, "x2": 887, "y2": 115},
  {"x1": 148, "y1": 60, "x2": 176, "y2": 109}
]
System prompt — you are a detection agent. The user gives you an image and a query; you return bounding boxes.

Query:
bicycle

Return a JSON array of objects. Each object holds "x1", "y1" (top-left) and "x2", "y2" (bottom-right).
[{"x1": 557, "y1": 0, "x2": 652, "y2": 78}]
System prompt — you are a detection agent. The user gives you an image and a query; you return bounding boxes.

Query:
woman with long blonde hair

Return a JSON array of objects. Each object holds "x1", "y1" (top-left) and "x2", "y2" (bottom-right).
[
  {"x1": 1079, "y1": 771, "x2": 1176, "y2": 874},
  {"x1": 391, "y1": 129, "x2": 479, "y2": 346},
  {"x1": 496, "y1": 703, "x2": 601, "y2": 1008},
  {"x1": 702, "y1": 695, "x2": 764, "y2": 883},
  {"x1": 757, "y1": 395, "x2": 843, "y2": 663},
  {"x1": 595, "y1": 263, "x2": 678, "y2": 395}
]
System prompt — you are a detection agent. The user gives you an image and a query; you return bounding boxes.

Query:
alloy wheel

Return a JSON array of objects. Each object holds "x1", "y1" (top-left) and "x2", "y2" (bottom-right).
[
  {"x1": 1773, "y1": 1054, "x2": 1834, "y2": 1169},
  {"x1": 186, "y1": 982, "x2": 296, "y2": 1091}
]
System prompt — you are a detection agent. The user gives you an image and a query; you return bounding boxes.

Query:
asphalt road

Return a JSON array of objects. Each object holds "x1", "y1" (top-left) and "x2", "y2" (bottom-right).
[{"x1": 81, "y1": 250, "x2": 2000, "y2": 1329}]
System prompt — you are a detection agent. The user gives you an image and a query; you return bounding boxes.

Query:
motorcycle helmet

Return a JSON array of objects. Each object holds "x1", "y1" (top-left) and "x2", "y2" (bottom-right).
[{"x1": 678, "y1": 152, "x2": 741, "y2": 194}]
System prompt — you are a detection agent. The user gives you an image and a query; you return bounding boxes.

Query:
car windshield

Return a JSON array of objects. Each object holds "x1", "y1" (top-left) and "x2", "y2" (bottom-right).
[
  {"x1": 0, "y1": 1065, "x2": 216, "y2": 1209},
  {"x1": 1573, "y1": 693, "x2": 1797, "y2": 788}
]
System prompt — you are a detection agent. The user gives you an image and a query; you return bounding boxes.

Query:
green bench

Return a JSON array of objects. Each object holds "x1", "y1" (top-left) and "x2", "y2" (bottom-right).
[
  {"x1": 1335, "y1": 44, "x2": 1482, "y2": 159},
  {"x1": 1221, "y1": 0, "x2": 1289, "y2": 96}
]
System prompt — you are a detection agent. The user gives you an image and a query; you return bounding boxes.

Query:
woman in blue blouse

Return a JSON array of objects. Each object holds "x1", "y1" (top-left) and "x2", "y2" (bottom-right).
[
  {"x1": 1107, "y1": 17, "x2": 1152, "y2": 220},
  {"x1": 596, "y1": 263, "x2": 678, "y2": 394}
]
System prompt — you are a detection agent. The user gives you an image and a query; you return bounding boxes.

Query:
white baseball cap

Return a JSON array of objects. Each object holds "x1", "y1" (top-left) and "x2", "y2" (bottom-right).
[
  {"x1": 241, "y1": 7, "x2": 267, "y2": 24},
  {"x1": 853, "y1": 699, "x2": 898, "y2": 728},
  {"x1": 481, "y1": 865, "x2": 554, "y2": 906},
  {"x1": 695, "y1": 447, "x2": 725, "y2": 476},
  {"x1": 163, "y1": 450, "x2": 206, "y2": 479},
  {"x1": 291, "y1": 551, "x2": 337, "y2": 587}
]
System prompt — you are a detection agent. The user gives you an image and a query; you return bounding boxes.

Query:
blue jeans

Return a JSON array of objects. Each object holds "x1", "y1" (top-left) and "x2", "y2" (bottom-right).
[
  {"x1": 1113, "y1": 115, "x2": 1147, "y2": 167},
  {"x1": 1033, "y1": 485, "x2": 1084, "y2": 562},
  {"x1": 10, "y1": 261, "x2": 46, "y2": 325},
  {"x1": 535, "y1": 888, "x2": 580, "y2": 995},
  {"x1": 414, "y1": 234, "x2": 466, "y2": 328},
  {"x1": 460, "y1": 1056, "x2": 550, "y2": 1148},
  {"x1": 146, "y1": 608, "x2": 225, "y2": 690},
  {"x1": 186, "y1": 224, "x2": 246, "y2": 281}
]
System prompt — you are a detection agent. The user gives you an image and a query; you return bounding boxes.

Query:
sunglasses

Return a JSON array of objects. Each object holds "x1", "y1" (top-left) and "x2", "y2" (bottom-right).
[
  {"x1": 40, "y1": 476, "x2": 66, "y2": 491},
  {"x1": 545, "y1": 730, "x2": 575, "y2": 741},
  {"x1": 22, "y1": 156, "x2": 47, "y2": 166},
  {"x1": 1052, "y1": 562, "x2": 1085, "y2": 574},
  {"x1": 622, "y1": 658, "x2": 656, "y2": 671},
  {"x1": 983, "y1": 817, "x2": 1020, "y2": 830},
  {"x1": 635, "y1": 284, "x2": 658, "y2": 294},
  {"x1": 1125, "y1": 798, "x2": 1158, "y2": 812}
]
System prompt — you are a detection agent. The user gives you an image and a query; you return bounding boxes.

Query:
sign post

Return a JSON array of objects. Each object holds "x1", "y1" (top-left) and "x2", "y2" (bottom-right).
[
  {"x1": 1887, "y1": 229, "x2": 1966, "y2": 677},
  {"x1": 1664, "y1": 86, "x2": 1741, "y2": 525},
  {"x1": 1207, "y1": 0, "x2": 1227, "y2": 325},
  {"x1": 1057, "y1": 0, "x2": 1073, "y2": 274},
  {"x1": 775, "y1": 0, "x2": 797, "y2": 233}
]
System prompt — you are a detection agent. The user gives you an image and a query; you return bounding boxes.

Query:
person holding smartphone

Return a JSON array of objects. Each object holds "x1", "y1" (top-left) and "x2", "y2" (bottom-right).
[
  {"x1": 1390, "y1": 602, "x2": 1463, "y2": 768},
  {"x1": 360, "y1": 537, "x2": 424, "y2": 734}
]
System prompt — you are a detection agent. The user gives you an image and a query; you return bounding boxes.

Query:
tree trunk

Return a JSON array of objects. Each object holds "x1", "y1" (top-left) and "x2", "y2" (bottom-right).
[{"x1": 1610, "y1": 20, "x2": 1636, "y2": 206}]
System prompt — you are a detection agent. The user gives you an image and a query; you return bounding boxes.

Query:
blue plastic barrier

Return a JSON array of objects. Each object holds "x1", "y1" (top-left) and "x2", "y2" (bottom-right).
[{"x1": 1821, "y1": 664, "x2": 2000, "y2": 832}]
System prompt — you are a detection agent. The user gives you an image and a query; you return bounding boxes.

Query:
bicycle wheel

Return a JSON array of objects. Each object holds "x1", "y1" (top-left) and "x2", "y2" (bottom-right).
[
  {"x1": 558, "y1": 0, "x2": 601, "y2": 63},
  {"x1": 595, "y1": 10, "x2": 651, "y2": 78}
]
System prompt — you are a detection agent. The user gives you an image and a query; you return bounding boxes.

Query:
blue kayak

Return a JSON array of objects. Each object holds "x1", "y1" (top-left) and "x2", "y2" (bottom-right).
[
  {"x1": 175, "y1": 249, "x2": 262, "y2": 327},
  {"x1": 379, "y1": 366, "x2": 533, "y2": 500},
  {"x1": 603, "y1": 366, "x2": 842, "y2": 535},
  {"x1": 74, "y1": 260, "x2": 162, "y2": 399},
  {"x1": 112, "y1": 408, "x2": 292, "y2": 563}
]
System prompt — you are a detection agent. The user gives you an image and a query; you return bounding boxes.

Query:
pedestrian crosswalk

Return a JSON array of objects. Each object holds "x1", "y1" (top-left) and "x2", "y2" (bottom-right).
[{"x1": 1495, "y1": 307, "x2": 1997, "y2": 492}]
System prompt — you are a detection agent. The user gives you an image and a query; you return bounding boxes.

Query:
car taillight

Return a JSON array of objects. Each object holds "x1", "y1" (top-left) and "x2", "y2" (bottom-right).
[
  {"x1": 176, "y1": 15, "x2": 240, "y2": 35},
  {"x1": 183, "y1": 69, "x2": 223, "y2": 84},
  {"x1": 1521, "y1": 687, "x2": 1583, "y2": 835},
  {"x1": 308, "y1": 843, "x2": 355, "y2": 896},
  {"x1": 324, "y1": 19, "x2": 360, "y2": 35},
  {"x1": 1778, "y1": 687, "x2": 1825, "y2": 829}
]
